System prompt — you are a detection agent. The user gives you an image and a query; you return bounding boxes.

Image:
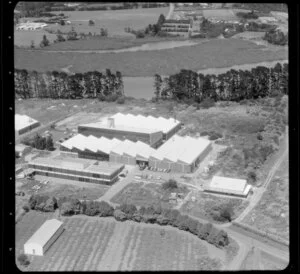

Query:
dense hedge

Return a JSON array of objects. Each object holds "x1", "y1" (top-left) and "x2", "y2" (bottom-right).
[{"x1": 27, "y1": 195, "x2": 230, "y2": 248}]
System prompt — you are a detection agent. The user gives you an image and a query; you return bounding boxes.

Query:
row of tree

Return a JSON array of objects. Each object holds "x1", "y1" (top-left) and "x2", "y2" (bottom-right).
[
  {"x1": 21, "y1": 133, "x2": 54, "y2": 151},
  {"x1": 153, "y1": 63, "x2": 288, "y2": 103},
  {"x1": 15, "y1": 69, "x2": 124, "y2": 100},
  {"x1": 27, "y1": 194, "x2": 230, "y2": 248}
]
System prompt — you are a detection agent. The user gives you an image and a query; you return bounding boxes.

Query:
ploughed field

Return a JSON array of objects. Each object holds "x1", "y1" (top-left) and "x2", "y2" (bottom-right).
[
  {"x1": 14, "y1": 38, "x2": 287, "y2": 76},
  {"x1": 16, "y1": 212, "x2": 225, "y2": 271}
]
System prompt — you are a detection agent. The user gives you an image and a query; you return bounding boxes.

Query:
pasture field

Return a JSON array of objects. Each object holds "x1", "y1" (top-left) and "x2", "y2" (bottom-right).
[
  {"x1": 16, "y1": 213, "x2": 225, "y2": 271},
  {"x1": 110, "y1": 182, "x2": 189, "y2": 208},
  {"x1": 14, "y1": 30, "x2": 57, "y2": 48},
  {"x1": 14, "y1": 38, "x2": 287, "y2": 76},
  {"x1": 48, "y1": 7, "x2": 169, "y2": 37},
  {"x1": 241, "y1": 154, "x2": 289, "y2": 241},
  {"x1": 202, "y1": 9, "x2": 238, "y2": 20},
  {"x1": 35, "y1": 36, "x2": 187, "y2": 51},
  {"x1": 180, "y1": 190, "x2": 250, "y2": 223}
]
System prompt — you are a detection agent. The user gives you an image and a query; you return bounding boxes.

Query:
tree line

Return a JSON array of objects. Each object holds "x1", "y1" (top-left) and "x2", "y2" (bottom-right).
[
  {"x1": 15, "y1": 68, "x2": 124, "y2": 100},
  {"x1": 153, "y1": 63, "x2": 288, "y2": 103},
  {"x1": 26, "y1": 194, "x2": 230, "y2": 248}
]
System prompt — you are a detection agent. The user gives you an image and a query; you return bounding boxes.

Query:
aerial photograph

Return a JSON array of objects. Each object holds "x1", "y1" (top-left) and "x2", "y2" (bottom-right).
[{"x1": 14, "y1": 2, "x2": 289, "y2": 271}]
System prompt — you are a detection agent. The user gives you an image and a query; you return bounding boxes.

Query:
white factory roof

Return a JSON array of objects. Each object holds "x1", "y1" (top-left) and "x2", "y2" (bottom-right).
[
  {"x1": 24, "y1": 219, "x2": 63, "y2": 248},
  {"x1": 15, "y1": 114, "x2": 39, "y2": 131},
  {"x1": 150, "y1": 135, "x2": 211, "y2": 164},
  {"x1": 80, "y1": 113, "x2": 181, "y2": 135},
  {"x1": 205, "y1": 176, "x2": 251, "y2": 196},
  {"x1": 60, "y1": 134, "x2": 155, "y2": 159}
]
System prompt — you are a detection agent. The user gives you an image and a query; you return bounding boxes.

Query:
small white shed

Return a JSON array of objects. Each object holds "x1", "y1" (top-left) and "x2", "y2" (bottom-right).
[{"x1": 24, "y1": 219, "x2": 64, "y2": 256}]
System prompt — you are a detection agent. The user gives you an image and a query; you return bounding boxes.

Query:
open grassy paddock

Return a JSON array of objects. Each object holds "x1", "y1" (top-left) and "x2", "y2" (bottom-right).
[
  {"x1": 14, "y1": 38, "x2": 287, "y2": 76},
  {"x1": 180, "y1": 190, "x2": 250, "y2": 223},
  {"x1": 241, "y1": 154, "x2": 289, "y2": 241},
  {"x1": 16, "y1": 212, "x2": 226, "y2": 271},
  {"x1": 110, "y1": 181, "x2": 189, "y2": 208}
]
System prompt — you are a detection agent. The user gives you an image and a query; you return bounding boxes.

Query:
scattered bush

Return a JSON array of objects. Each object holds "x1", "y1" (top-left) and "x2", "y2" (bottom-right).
[
  {"x1": 162, "y1": 179, "x2": 178, "y2": 191},
  {"x1": 200, "y1": 98, "x2": 215, "y2": 109},
  {"x1": 17, "y1": 254, "x2": 30, "y2": 267},
  {"x1": 98, "y1": 201, "x2": 114, "y2": 217},
  {"x1": 114, "y1": 209, "x2": 127, "y2": 222},
  {"x1": 22, "y1": 205, "x2": 30, "y2": 212},
  {"x1": 118, "y1": 204, "x2": 137, "y2": 218},
  {"x1": 116, "y1": 96, "x2": 125, "y2": 104}
]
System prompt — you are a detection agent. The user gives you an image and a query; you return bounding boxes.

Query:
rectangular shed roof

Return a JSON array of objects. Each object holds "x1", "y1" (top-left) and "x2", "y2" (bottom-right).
[
  {"x1": 15, "y1": 114, "x2": 39, "y2": 131},
  {"x1": 24, "y1": 219, "x2": 63, "y2": 247},
  {"x1": 205, "y1": 176, "x2": 250, "y2": 196}
]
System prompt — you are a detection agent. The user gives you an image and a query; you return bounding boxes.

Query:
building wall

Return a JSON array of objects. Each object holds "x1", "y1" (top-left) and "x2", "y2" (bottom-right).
[
  {"x1": 17, "y1": 122, "x2": 41, "y2": 136},
  {"x1": 78, "y1": 126, "x2": 152, "y2": 144},
  {"x1": 149, "y1": 132, "x2": 164, "y2": 148},
  {"x1": 43, "y1": 226, "x2": 64, "y2": 255},
  {"x1": 24, "y1": 243, "x2": 43, "y2": 256},
  {"x1": 203, "y1": 189, "x2": 248, "y2": 198},
  {"x1": 78, "y1": 151, "x2": 109, "y2": 161},
  {"x1": 164, "y1": 123, "x2": 182, "y2": 140}
]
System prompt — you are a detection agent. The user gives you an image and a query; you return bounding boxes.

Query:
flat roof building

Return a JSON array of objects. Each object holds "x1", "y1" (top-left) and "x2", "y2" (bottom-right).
[
  {"x1": 15, "y1": 114, "x2": 40, "y2": 138},
  {"x1": 204, "y1": 176, "x2": 252, "y2": 197},
  {"x1": 24, "y1": 219, "x2": 64, "y2": 256},
  {"x1": 78, "y1": 113, "x2": 181, "y2": 148},
  {"x1": 28, "y1": 154, "x2": 124, "y2": 185}
]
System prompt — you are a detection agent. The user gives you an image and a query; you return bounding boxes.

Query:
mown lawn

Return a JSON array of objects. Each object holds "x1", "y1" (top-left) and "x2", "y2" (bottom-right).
[{"x1": 14, "y1": 38, "x2": 287, "y2": 76}]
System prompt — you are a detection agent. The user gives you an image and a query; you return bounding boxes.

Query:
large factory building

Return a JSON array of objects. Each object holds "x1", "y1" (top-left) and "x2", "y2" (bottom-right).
[{"x1": 78, "y1": 113, "x2": 181, "y2": 148}]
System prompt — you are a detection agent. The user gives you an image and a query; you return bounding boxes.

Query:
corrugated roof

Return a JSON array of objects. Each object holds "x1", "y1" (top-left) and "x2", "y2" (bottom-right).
[
  {"x1": 207, "y1": 176, "x2": 247, "y2": 194},
  {"x1": 15, "y1": 114, "x2": 39, "y2": 131},
  {"x1": 25, "y1": 219, "x2": 63, "y2": 247},
  {"x1": 80, "y1": 113, "x2": 181, "y2": 135}
]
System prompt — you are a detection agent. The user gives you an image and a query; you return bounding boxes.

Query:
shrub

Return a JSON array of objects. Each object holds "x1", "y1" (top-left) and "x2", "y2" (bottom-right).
[
  {"x1": 207, "y1": 226, "x2": 219, "y2": 245},
  {"x1": 43, "y1": 197, "x2": 58, "y2": 212},
  {"x1": 22, "y1": 205, "x2": 30, "y2": 212},
  {"x1": 198, "y1": 223, "x2": 213, "y2": 240},
  {"x1": 200, "y1": 131, "x2": 209, "y2": 136},
  {"x1": 200, "y1": 98, "x2": 215, "y2": 109},
  {"x1": 60, "y1": 202, "x2": 75, "y2": 216},
  {"x1": 247, "y1": 170, "x2": 257, "y2": 184},
  {"x1": 209, "y1": 133, "x2": 221, "y2": 141},
  {"x1": 88, "y1": 19, "x2": 95, "y2": 26},
  {"x1": 98, "y1": 201, "x2": 114, "y2": 217},
  {"x1": 17, "y1": 254, "x2": 30, "y2": 267},
  {"x1": 114, "y1": 209, "x2": 127, "y2": 222},
  {"x1": 162, "y1": 179, "x2": 178, "y2": 190},
  {"x1": 118, "y1": 204, "x2": 137, "y2": 217},
  {"x1": 174, "y1": 214, "x2": 190, "y2": 230},
  {"x1": 215, "y1": 230, "x2": 229, "y2": 247},
  {"x1": 84, "y1": 201, "x2": 100, "y2": 216},
  {"x1": 116, "y1": 96, "x2": 125, "y2": 104}
]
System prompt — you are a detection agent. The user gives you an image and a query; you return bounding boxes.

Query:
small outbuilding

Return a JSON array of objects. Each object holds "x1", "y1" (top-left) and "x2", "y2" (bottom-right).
[
  {"x1": 204, "y1": 176, "x2": 252, "y2": 198},
  {"x1": 24, "y1": 219, "x2": 64, "y2": 256}
]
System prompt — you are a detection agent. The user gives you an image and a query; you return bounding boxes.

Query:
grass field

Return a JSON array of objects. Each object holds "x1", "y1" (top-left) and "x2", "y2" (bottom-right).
[
  {"x1": 241, "y1": 154, "x2": 289, "y2": 241},
  {"x1": 110, "y1": 181, "x2": 189, "y2": 208},
  {"x1": 49, "y1": 7, "x2": 169, "y2": 37},
  {"x1": 202, "y1": 9, "x2": 238, "y2": 20},
  {"x1": 34, "y1": 36, "x2": 187, "y2": 51},
  {"x1": 14, "y1": 30, "x2": 58, "y2": 48},
  {"x1": 180, "y1": 190, "x2": 250, "y2": 223},
  {"x1": 16, "y1": 212, "x2": 225, "y2": 271},
  {"x1": 240, "y1": 247, "x2": 288, "y2": 270},
  {"x1": 14, "y1": 38, "x2": 287, "y2": 76}
]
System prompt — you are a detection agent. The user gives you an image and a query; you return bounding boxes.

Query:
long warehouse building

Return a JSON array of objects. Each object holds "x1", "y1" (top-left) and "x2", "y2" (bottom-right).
[
  {"x1": 60, "y1": 134, "x2": 212, "y2": 173},
  {"x1": 28, "y1": 154, "x2": 124, "y2": 185},
  {"x1": 78, "y1": 113, "x2": 182, "y2": 148}
]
